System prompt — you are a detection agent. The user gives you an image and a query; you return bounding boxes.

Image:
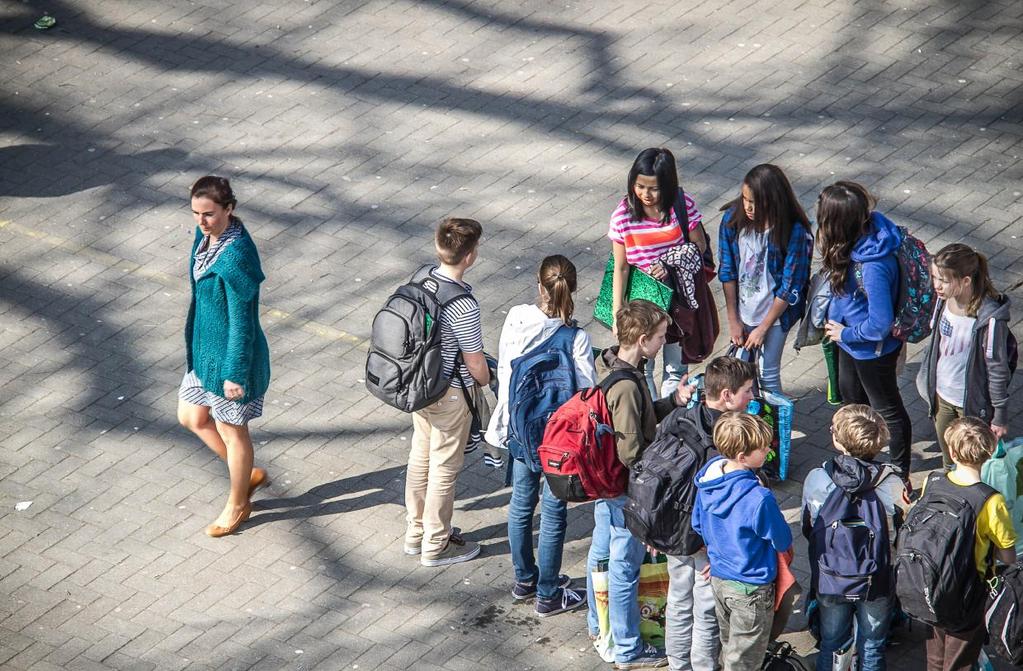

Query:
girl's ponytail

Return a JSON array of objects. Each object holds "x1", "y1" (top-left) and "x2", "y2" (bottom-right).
[
  {"x1": 538, "y1": 255, "x2": 577, "y2": 325},
  {"x1": 932, "y1": 243, "x2": 1000, "y2": 316}
]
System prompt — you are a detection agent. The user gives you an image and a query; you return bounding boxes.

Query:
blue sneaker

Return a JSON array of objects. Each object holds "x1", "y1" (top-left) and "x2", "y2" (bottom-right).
[
  {"x1": 511, "y1": 573, "x2": 571, "y2": 600},
  {"x1": 535, "y1": 587, "x2": 585, "y2": 618},
  {"x1": 614, "y1": 644, "x2": 667, "y2": 669}
]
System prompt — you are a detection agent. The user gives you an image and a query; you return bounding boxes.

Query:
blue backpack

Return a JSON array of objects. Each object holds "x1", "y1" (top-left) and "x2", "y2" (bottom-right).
[
  {"x1": 507, "y1": 326, "x2": 579, "y2": 472},
  {"x1": 807, "y1": 462, "x2": 893, "y2": 601}
]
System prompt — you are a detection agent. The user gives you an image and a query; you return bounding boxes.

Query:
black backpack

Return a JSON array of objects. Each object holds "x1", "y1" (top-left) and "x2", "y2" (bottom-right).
[
  {"x1": 761, "y1": 641, "x2": 808, "y2": 670},
  {"x1": 985, "y1": 562, "x2": 1023, "y2": 665},
  {"x1": 365, "y1": 265, "x2": 473, "y2": 412},
  {"x1": 894, "y1": 471, "x2": 996, "y2": 633},
  {"x1": 623, "y1": 406, "x2": 717, "y2": 556},
  {"x1": 808, "y1": 462, "x2": 894, "y2": 601}
]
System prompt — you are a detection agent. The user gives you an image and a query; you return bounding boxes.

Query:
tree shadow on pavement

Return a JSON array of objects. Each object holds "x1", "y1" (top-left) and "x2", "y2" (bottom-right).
[{"x1": 0, "y1": 144, "x2": 190, "y2": 198}]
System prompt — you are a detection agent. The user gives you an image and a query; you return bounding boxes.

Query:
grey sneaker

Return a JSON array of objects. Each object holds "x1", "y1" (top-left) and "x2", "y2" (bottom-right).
[
  {"x1": 512, "y1": 574, "x2": 572, "y2": 600},
  {"x1": 404, "y1": 527, "x2": 460, "y2": 556},
  {"x1": 614, "y1": 644, "x2": 668, "y2": 669},
  {"x1": 535, "y1": 587, "x2": 585, "y2": 617},
  {"x1": 420, "y1": 530, "x2": 480, "y2": 567}
]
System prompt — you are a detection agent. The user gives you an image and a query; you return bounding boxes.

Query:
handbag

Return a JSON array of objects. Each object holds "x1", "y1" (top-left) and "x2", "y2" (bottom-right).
[
  {"x1": 792, "y1": 269, "x2": 832, "y2": 352},
  {"x1": 727, "y1": 345, "x2": 795, "y2": 480},
  {"x1": 591, "y1": 553, "x2": 669, "y2": 662},
  {"x1": 821, "y1": 339, "x2": 842, "y2": 405},
  {"x1": 594, "y1": 255, "x2": 673, "y2": 328},
  {"x1": 982, "y1": 437, "x2": 1023, "y2": 554},
  {"x1": 594, "y1": 188, "x2": 714, "y2": 331}
]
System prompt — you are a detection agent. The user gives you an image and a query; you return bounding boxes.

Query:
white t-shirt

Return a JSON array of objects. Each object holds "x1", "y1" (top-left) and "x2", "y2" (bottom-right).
[
  {"x1": 936, "y1": 309, "x2": 976, "y2": 407},
  {"x1": 737, "y1": 229, "x2": 774, "y2": 325}
]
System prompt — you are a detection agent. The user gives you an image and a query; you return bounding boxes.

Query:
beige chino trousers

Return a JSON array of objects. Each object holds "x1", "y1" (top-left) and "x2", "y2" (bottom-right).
[{"x1": 405, "y1": 384, "x2": 473, "y2": 559}]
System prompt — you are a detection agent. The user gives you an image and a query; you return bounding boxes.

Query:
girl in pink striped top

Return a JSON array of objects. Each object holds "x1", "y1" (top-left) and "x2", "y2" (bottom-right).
[{"x1": 608, "y1": 147, "x2": 706, "y2": 397}]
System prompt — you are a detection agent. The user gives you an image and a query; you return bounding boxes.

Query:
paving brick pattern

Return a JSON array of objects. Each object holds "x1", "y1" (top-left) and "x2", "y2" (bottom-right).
[{"x1": 1, "y1": 0, "x2": 1022, "y2": 668}]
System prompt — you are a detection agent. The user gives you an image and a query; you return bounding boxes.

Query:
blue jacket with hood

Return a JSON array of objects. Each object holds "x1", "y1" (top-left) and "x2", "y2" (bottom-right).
[
  {"x1": 692, "y1": 456, "x2": 793, "y2": 584},
  {"x1": 827, "y1": 212, "x2": 902, "y2": 360}
]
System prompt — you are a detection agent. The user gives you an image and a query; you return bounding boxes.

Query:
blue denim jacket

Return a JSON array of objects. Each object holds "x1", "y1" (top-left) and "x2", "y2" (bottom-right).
[{"x1": 717, "y1": 208, "x2": 813, "y2": 332}]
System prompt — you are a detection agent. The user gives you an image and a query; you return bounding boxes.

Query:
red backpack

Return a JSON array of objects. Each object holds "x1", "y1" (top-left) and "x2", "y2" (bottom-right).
[{"x1": 538, "y1": 370, "x2": 638, "y2": 502}]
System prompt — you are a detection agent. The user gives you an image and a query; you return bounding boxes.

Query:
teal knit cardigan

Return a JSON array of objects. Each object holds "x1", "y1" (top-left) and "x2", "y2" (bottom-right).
[{"x1": 184, "y1": 222, "x2": 271, "y2": 403}]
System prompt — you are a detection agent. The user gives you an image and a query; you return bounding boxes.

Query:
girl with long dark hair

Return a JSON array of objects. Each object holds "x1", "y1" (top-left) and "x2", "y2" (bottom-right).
[
  {"x1": 609, "y1": 147, "x2": 706, "y2": 397},
  {"x1": 718, "y1": 164, "x2": 812, "y2": 392},
  {"x1": 818, "y1": 181, "x2": 912, "y2": 480}
]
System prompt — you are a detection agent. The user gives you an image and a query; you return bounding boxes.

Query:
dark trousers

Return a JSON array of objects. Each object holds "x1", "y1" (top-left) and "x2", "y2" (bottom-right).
[
  {"x1": 836, "y1": 345, "x2": 912, "y2": 476},
  {"x1": 925, "y1": 623, "x2": 985, "y2": 671}
]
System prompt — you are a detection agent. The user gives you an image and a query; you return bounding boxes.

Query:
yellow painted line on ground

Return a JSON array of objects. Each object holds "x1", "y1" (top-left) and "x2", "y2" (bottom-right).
[{"x1": 0, "y1": 219, "x2": 367, "y2": 349}]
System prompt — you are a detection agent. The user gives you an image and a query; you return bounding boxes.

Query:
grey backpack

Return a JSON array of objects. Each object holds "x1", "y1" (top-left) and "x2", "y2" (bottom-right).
[{"x1": 365, "y1": 265, "x2": 472, "y2": 412}]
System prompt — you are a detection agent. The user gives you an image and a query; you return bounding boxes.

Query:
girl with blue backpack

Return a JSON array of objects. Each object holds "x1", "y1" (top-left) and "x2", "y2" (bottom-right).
[
  {"x1": 916, "y1": 243, "x2": 1014, "y2": 470},
  {"x1": 718, "y1": 164, "x2": 813, "y2": 393},
  {"x1": 484, "y1": 255, "x2": 596, "y2": 617},
  {"x1": 818, "y1": 182, "x2": 914, "y2": 481}
]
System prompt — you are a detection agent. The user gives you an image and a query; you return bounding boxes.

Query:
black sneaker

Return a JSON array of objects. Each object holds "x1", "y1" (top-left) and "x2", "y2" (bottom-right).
[
  {"x1": 511, "y1": 573, "x2": 572, "y2": 600},
  {"x1": 614, "y1": 644, "x2": 668, "y2": 669},
  {"x1": 535, "y1": 587, "x2": 585, "y2": 618}
]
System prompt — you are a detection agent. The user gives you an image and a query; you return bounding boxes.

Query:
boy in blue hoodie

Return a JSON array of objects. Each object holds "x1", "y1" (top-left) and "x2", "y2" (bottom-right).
[{"x1": 693, "y1": 412, "x2": 792, "y2": 670}]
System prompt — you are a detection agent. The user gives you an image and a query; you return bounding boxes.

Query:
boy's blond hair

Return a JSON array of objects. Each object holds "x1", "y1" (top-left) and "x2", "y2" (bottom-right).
[
  {"x1": 615, "y1": 299, "x2": 668, "y2": 347},
  {"x1": 713, "y1": 412, "x2": 772, "y2": 460},
  {"x1": 831, "y1": 404, "x2": 890, "y2": 460},
  {"x1": 435, "y1": 217, "x2": 482, "y2": 265},
  {"x1": 945, "y1": 417, "x2": 997, "y2": 467}
]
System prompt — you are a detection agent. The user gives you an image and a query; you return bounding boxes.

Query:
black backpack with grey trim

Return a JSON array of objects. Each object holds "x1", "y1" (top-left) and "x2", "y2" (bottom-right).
[
  {"x1": 366, "y1": 265, "x2": 472, "y2": 412},
  {"x1": 986, "y1": 562, "x2": 1023, "y2": 665},
  {"x1": 894, "y1": 471, "x2": 996, "y2": 633}
]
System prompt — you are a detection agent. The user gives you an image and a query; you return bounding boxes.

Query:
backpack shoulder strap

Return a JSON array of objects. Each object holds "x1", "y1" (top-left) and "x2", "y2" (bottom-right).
[
  {"x1": 673, "y1": 188, "x2": 691, "y2": 244},
  {"x1": 598, "y1": 368, "x2": 649, "y2": 419},
  {"x1": 414, "y1": 265, "x2": 472, "y2": 307},
  {"x1": 960, "y1": 480, "x2": 998, "y2": 514},
  {"x1": 549, "y1": 324, "x2": 579, "y2": 350},
  {"x1": 926, "y1": 472, "x2": 997, "y2": 513}
]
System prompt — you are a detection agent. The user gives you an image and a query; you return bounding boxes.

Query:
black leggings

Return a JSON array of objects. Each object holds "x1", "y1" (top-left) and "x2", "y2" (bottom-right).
[{"x1": 836, "y1": 344, "x2": 913, "y2": 477}]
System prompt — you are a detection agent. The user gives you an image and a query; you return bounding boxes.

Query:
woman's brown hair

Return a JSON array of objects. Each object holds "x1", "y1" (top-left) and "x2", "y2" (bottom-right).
[
  {"x1": 190, "y1": 175, "x2": 237, "y2": 210},
  {"x1": 538, "y1": 255, "x2": 577, "y2": 325},
  {"x1": 816, "y1": 181, "x2": 875, "y2": 295},
  {"x1": 932, "y1": 243, "x2": 999, "y2": 317}
]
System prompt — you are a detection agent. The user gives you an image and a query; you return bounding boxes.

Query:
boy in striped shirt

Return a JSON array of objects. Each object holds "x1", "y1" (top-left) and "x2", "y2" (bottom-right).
[{"x1": 405, "y1": 218, "x2": 492, "y2": 567}]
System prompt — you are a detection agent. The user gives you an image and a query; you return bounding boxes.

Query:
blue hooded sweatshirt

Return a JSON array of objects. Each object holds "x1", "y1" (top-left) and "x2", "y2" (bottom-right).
[
  {"x1": 826, "y1": 211, "x2": 902, "y2": 360},
  {"x1": 692, "y1": 456, "x2": 793, "y2": 584}
]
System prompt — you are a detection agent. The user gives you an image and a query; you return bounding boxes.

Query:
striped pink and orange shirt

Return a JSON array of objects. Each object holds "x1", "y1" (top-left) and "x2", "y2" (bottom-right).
[{"x1": 607, "y1": 195, "x2": 703, "y2": 270}]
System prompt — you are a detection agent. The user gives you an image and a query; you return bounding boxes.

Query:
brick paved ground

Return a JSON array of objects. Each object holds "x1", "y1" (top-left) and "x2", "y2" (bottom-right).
[{"x1": 1, "y1": 0, "x2": 1022, "y2": 668}]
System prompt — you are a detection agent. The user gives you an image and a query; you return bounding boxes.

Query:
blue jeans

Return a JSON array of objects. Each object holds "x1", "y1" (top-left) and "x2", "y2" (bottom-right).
[
  {"x1": 507, "y1": 458, "x2": 567, "y2": 600},
  {"x1": 743, "y1": 322, "x2": 787, "y2": 394},
  {"x1": 816, "y1": 594, "x2": 893, "y2": 671},
  {"x1": 645, "y1": 341, "x2": 687, "y2": 398},
  {"x1": 587, "y1": 496, "x2": 647, "y2": 662}
]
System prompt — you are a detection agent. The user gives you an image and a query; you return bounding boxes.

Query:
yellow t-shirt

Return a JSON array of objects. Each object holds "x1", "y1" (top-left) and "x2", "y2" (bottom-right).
[{"x1": 942, "y1": 472, "x2": 1018, "y2": 576}]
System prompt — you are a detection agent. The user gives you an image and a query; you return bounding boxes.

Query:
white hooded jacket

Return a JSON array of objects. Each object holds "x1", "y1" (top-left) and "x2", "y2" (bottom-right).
[{"x1": 484, "y1": 304, "x2": 597, "y2": 448}]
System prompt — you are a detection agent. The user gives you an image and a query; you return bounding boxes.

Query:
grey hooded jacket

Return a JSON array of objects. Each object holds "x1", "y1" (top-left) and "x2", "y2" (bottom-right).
[{"x1": 916, "y1": 294, "x2": 1013, "y2": 426}]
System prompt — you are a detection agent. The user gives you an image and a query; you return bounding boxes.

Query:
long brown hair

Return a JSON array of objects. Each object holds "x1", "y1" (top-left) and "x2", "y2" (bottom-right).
[
  {"x1": 720, "y1": 164, "x2": 810, "y2": 251},
  {"x1": 538, "y1": 255, "x2": 577, "y2": 325},
  {"x1": 932, "y1": 243, "x2": 999, "y2": 316},
  {"x1": 816, "y1": 181, "x2": 876, "y2": 294}
]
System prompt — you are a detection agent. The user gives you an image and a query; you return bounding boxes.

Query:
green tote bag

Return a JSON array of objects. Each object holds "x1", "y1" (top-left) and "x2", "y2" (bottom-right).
[{"x1": 593, "y1": 254, "x2": 673, "y2": 328}]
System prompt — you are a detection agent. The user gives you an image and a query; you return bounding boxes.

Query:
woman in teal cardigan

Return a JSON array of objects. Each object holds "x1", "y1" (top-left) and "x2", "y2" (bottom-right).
[{"x1": 177, "y1": 176, "x2": 271, "y2": 537}]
